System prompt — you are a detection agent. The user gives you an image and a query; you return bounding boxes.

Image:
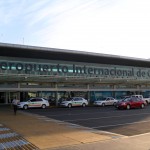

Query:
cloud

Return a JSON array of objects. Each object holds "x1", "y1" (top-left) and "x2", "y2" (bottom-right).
[
  {"x1": 0, "y1": 0, "x2": 27, "y2": 24},
  {"x1": 1, "y1": 0, "x2": 150, "y2": 58}
]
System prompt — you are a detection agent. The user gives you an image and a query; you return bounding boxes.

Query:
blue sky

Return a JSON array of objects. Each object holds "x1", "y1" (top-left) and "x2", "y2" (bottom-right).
[{"x1": 1, "y1": 0, "x2": 150, "y2": 59}]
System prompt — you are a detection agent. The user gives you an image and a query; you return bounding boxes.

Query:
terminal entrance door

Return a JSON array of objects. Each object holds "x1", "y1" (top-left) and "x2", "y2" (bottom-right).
[
  {"x1": 70, "y1": 91, "x2": 88, "y2": 99},
  {"x1": 20, "y1": 92, "x2": 37, "y2": 101},
  {"x1": 0, "y1": 92, "x2": 6, "y2": 104},
  {"x1": 8, "y1": 92, "x2": 19, "y2": 103},
  {"x1": 0, "y1": 92, "x2": 19, "y2": 104}
]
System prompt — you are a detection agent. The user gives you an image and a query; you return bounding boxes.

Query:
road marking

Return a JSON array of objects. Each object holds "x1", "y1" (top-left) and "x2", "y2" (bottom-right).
[
  {"x1": 45, "y1": 110, "x2": 117, "y2": 117},
  {"x1": 0, "y1": 128, "x2": 10, "y2": 131},
  {"x1": 92, "y1": 119, "x2": 150, "y2": 129},
  {"x1": 63, "y1": 112, "x2": 150, "y2": 122},
  {"x1": 0, "y1": 133, "x2": 18, "y2": 139}
]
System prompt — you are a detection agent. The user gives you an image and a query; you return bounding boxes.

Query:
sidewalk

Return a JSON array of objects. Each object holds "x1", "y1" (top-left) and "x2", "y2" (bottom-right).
[{"x1": 0, "y1": 105, "x2": 122, "y2": 150}]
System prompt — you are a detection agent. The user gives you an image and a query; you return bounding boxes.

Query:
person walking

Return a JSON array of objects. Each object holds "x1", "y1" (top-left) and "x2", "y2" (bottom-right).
[{"x1": 12, "y1": 98, "x2": 19, "y2": 115}]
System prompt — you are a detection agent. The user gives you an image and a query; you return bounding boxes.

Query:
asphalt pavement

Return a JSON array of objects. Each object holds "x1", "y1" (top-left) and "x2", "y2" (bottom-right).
[{"x1": 25, "y1": 105, "x2": 150, "y2": 136}]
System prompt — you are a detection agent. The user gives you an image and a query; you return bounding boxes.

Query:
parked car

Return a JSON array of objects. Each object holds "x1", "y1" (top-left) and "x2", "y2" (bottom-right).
[
  {"x1": 93, "y1": 97, "x2": 118, "y2": 106},
  {"x1": 131, "y1": 95, "x2": 150, "y2": 104},
  {"x1": 17, "y1": 98, "x2": 50, "y2": 110},
  {"x1": 115, "y1": 97, "x2": 147, "y2": 110},
  {"x1": 59, "y1": 97, "x2": 88, "y2": 108}
]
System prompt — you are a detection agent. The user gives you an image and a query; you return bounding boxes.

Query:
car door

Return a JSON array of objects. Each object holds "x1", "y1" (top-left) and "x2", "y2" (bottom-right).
[
  {"x1": 28, "y1": 98, "x2": 37, "y2": 108},
  {"x1": 109, "y1": 97, "x2": 115, "y2": 105},
  {"x1": 78, "y1": 97, "x2": 84, "y2": 106},
  {"x1": 134, "y1": 98, "x2": 142, "y2": 108},
  {"x1": 72, "y1": 97, "x2": 82, "y2": 106},
  {"x1": 71, "y1": 98, "x2": 77, "y2": 106},
  {"x1": 105, "y1": 98, "x2": 111, "y2": 105},
  {"x1": 35, "y1": 98, "x2": 43, "y2": 107},
  {"x1": 130, "y1": 97, "x2": 137, "y2": 108}
]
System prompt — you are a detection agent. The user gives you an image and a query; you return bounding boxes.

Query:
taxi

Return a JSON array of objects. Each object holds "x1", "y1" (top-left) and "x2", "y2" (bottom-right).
[
  {"x1": 93, "y1": 97, "x2": 118, "y2": 106},
  {"x1": 60, "y1": 97, "x2": 88, "y2": 108},
  {"x1": 17, "y1": 98, "x2": 49, "y2": 110}
]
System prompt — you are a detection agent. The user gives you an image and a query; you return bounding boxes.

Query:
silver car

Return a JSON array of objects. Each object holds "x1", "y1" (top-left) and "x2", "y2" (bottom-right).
[
  {"x1": 93, "y1": 97, "x2": 118, "y2": 106},
  {"x1": 60, "y1": 97, "x2": 88, "y2": 108}
]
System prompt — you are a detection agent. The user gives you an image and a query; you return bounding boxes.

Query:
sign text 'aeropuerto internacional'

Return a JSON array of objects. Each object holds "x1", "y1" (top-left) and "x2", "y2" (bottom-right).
[{"x1": 0, "y1": 61, "x2": 150, "y2": 79}]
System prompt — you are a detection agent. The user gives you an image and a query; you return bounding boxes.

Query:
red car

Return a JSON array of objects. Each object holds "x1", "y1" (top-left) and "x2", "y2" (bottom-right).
[{"x1": 116, "y1": 97, "x2": 146, "y2": 110}]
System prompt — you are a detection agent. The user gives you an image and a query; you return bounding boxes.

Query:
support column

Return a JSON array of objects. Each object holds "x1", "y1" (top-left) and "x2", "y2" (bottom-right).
[
  {"x1": 18, "y1": 82, "x2": 21, "y2": 101},
  {"x1": 86, "y1": 84, "x2": 90, "y2": 104},
  {"x1": 55, "y1": 91, "x2": 58, "y2": 106},
  {"x1": 5, "y1": 92, "x2": 8, "y2": 104},
  {"x1": 113, "y1": 84, "x2": 116, "y2": 98},
  {"x1": 55, "y1": 83, "x2": 58, "y2": 106}
]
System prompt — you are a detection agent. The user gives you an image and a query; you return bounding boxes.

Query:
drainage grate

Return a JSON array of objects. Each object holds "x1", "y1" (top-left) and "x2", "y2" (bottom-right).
[{"x1": 0, "y1": 125, "x2": 39, "y2": 150}]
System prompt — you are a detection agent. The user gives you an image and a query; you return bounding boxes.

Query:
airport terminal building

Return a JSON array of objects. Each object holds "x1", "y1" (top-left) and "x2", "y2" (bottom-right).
[{"x1": 1, "y1": 43, "x2": 150, "y2": 104}]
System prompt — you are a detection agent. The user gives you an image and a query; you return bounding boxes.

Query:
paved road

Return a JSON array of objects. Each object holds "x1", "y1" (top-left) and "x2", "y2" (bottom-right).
[{"x1": 23, "y1": 105, "x2": 150, "y2": 136}]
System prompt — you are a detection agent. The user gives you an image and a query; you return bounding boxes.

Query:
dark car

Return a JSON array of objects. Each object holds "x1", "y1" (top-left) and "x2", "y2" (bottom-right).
[
  {"x1": 48, "y1": 96, "x2": 56, "y2": 106},
  {"x1": 116, "y1": 97, "x2": 147, "y2": 110}
]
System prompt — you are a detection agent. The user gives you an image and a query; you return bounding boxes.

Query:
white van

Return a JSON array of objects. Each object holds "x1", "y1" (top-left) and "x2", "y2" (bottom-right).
[{"x1": 131, "y1": 95, "x2": 150, "y2": 104}]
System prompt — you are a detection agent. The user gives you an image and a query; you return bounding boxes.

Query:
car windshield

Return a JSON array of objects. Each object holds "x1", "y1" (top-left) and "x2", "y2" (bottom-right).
[
  {"x1": 97, "y1": 97, "x2": 107, "y2": 101},
  {"x1": 117, "y1": 96, "x2": 130, "y2": 100},
  {"x1": 24, "y1": 98, "x2": 36, "y2": 102},
  {"x1": 21, "y1": 99, "x2": 30, "y2": 102},
  {"x1": 122, "y1": 97, "x2": 131, "y2": 102}
]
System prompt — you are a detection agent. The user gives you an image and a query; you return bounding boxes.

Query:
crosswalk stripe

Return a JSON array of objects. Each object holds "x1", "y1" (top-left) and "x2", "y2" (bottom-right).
[{"x1": 0, "y1": 124, "x2": 39, "y2": 150}]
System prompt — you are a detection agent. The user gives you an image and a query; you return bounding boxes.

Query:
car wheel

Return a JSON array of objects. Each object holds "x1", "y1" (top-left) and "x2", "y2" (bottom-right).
[
  {"x1": 141, "y1": 104, "x2": 145, "y2": 109},
  {"x1": 23, "y1": 105, "x2": 28, "y2": 110},
  {"x1": 42, "y1": 104, "x2": 46, "y2": 109},
  {"x1": 102, "y1": 103, "x2": 105, "y2": 107},
  {"x1": 82, "y1": 103, "x2": 86, "y2": 107},
  {"x1": 126, "y1": 105, "x2": 130, "y2": 110},
  {"x1": 68, "y1": 103, "x2": 72, "y2": 108}
]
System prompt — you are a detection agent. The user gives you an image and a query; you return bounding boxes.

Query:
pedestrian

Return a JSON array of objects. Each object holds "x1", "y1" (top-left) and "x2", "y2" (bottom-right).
[{"x1": 12, "y1": 98, "x2": 19, "y2": 115}]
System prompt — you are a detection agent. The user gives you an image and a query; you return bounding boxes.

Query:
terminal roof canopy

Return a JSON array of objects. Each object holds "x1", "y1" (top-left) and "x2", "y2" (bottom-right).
[{"x1": 0, "y1": 42, "x2": 150, "y2": 67}]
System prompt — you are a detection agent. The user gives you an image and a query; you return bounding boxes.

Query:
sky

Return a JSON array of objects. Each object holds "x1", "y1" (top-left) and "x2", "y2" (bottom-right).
[{"x1": 0, "y1": 0, "x2": 150, "y2": 59}]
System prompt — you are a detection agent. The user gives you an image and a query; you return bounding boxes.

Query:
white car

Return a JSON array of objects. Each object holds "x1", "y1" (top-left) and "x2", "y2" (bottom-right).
[
  {"x1": 60, "y1": 97, "x2": 88, "y2": 108},
  {"x1": 93, "y1": 97, "x2": 118, "y2": 106},
  {"x1": 17, "y1": 98, "x2": 50, "y2": 110}
]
